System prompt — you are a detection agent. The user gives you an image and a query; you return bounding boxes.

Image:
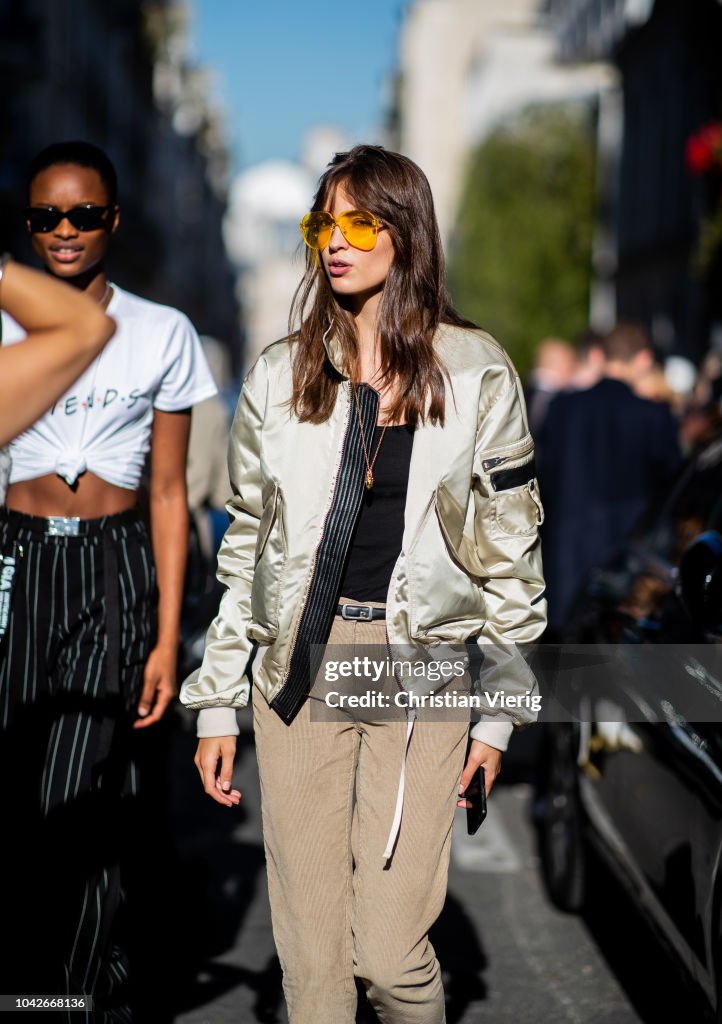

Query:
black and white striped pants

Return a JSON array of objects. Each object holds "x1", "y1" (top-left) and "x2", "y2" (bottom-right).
[{"x1": 0, "y1": 507, "x2": 157, "y2": 1023}]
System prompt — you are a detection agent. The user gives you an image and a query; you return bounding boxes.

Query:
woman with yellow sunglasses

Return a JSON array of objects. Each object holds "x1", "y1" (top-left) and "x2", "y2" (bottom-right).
[{"x1": 182, "y1": 144, "x2": 546, "y2": 1024}]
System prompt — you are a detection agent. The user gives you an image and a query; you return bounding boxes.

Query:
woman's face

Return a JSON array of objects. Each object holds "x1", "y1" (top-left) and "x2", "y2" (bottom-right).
[
  {"x1": 320, "y1": 185, "x2": 394, "y2": 310},
  {"x1": 27, "y1": 163, "x2": 118, "y2": 280}
]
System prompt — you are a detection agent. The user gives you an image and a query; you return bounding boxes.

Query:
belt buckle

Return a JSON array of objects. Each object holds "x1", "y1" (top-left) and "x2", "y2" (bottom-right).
[
  {"x1": 46, "y1": 516, "x2": 81, "y2": 537},
  {"x1": 341, "y1": 603, "x2": 374, "y2": 621}
]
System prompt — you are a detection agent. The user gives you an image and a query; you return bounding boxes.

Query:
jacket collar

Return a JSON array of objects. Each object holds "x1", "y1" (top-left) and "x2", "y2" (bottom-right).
[{"x1": 321, "y1": 323, "x2": 349, "y2": 378}]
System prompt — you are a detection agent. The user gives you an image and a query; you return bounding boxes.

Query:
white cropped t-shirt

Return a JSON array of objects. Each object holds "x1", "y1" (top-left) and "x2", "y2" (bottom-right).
[{"x1": 3, "y1": 284, "x2": 218, "y2": 491}]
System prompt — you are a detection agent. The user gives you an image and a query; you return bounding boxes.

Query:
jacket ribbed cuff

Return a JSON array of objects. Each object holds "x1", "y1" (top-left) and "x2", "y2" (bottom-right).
[
  {"x1": 197, "y1": 706, "x2": 240, "y2": 738},
  {"x1": 469, "y1": 719, "x2": 514, "y2": 751}
]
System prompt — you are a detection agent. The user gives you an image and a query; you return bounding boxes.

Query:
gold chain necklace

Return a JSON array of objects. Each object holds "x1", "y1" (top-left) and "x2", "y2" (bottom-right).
[{"x1": 351, "y1": 380, "x2": 388, "y2": 490}]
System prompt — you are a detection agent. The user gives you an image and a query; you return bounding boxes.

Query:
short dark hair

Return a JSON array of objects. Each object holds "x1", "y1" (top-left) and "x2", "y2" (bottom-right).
[
  {"x1": 574, "y1": 327, "x2": 604, "y2": 360},
  {"x1": 602, "y1": 322, "x2": 651, "y2": 363},
  {"x1": 27, "y1": 141, "x2": 118, "y2": 205}
]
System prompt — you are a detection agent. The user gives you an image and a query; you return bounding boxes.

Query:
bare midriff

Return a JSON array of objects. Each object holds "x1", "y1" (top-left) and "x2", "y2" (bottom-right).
[{"x1": 7, "y1": 472, "x2": 138, "y2": 519}]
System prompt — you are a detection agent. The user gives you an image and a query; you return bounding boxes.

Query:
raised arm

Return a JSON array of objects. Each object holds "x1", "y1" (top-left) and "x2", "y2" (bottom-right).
[{"x1": 0, "y1": 257, "x2": 115, "y2": 445}]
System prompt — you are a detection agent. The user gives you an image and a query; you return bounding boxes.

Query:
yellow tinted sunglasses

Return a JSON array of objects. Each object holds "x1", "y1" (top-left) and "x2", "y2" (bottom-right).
[{"x1": 299, "y1": 209, "x2": 382, "y2": 252}]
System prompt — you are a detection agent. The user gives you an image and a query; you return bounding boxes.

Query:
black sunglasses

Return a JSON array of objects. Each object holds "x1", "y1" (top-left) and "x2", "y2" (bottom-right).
[{"x1": 24, "y1": 204, "x2": 115, "y2": 234}]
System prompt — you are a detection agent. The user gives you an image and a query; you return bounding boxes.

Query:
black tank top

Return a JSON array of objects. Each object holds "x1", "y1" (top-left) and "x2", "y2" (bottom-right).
[{"x1": 337, "y1": 423, "x2": 414, "y2": 602}]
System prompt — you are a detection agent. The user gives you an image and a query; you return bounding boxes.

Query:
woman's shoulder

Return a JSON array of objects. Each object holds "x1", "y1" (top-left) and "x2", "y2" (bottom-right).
[
  {"x1": 109, "y1": 284, "x2": 188, "y2": 326},
  {"x1": 108, "y1": 286, "x2": 206, "y2": 360},
  {"x1": 240, "y1": 336, "x2": 296, "y2": 397},
  {"x1": 434, "y1": 322, "x2": 519, "y2": 380},
  {"x1": 257, "y1": 334, "x2": 296, "y2": 365}
]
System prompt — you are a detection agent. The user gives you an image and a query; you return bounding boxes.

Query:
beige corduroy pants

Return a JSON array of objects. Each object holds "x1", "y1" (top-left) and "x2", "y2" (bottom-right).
[{"x1": 252, "y1": 605, "x2": 469, "y2": 1024}]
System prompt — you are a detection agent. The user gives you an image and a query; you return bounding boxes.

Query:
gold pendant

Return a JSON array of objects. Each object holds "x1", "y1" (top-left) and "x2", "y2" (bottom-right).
[{"x1": 365, "y1": 470, "x2": 374, "y2": 489}]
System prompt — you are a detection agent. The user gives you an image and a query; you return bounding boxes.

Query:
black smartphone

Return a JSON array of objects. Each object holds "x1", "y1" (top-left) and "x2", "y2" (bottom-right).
[{"x1": 465, "y1": 735, "x2": 487, "y2": 835}]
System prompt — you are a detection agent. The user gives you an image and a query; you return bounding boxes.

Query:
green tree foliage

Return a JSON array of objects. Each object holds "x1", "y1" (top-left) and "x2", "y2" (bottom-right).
[{"x1": 448, "y1": 104, "x2": 597, "y2": 376}]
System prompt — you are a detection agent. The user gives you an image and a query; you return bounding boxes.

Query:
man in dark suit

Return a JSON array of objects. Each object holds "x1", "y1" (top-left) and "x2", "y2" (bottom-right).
[{"x1": 537, "y1": 322, "x2": 683, "y2": 635}]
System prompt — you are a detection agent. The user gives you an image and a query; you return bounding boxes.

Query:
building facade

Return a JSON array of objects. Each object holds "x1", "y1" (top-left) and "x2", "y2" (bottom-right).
[
  {"x1": 389, "y1": 0, "x2": 611, "y2": 243},
  {"x1": 550, "y1": 0, "x2": 722, "y2": 360}
]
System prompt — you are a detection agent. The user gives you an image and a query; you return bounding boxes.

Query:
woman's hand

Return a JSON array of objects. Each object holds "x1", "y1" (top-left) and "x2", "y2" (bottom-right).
[
  {"x1": 134, "y1": 642, "x2": 178, "y2": 729},
  {"x1": 457, "y1": 739, "x2": 502, "y2": 807},
  {"x1": 195, "y1": 736, "x2": 242, "y2": 807}
]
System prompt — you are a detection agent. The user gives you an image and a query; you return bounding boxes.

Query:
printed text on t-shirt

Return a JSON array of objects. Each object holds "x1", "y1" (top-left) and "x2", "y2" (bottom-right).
[{"x1": 51, "y1": 388, "x2": 147, "y2": 415}]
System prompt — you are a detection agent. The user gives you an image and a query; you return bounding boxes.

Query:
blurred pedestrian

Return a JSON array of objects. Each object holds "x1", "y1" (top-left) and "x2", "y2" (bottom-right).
[
  {"x1": 537, "y1": 321, "x2": 683, "y2": 634},
  {"x1": 663, "y1": 354, "x2": 697, "y2": 414},
  {"x1": 182, "y1": 336, "x2": 232, "y2": 672},
  {"x1": 186, "y1": 391, "x2": 230, "y2": 514},
  {"x1": 633, "y1": 349, "x2": 677, "y2": 407},
  {"x1": 525, "y1": 336, "x2": 576, "y2": 433},
  {"x1": 181, "y1": 145, "x2": 546, "y2": 1024},
  {"x1": 0, "y1": 141, "x2": 216, "y2": 1016},
  {"x1": 570, "y1": 328, "x2": 605, "y2": 390},
  {"x1": 0, "y1": 255, "x2": 115, "y2": 446},
  {"x1": 186, "y1": 335, "x2": 232, "y2": 557}
]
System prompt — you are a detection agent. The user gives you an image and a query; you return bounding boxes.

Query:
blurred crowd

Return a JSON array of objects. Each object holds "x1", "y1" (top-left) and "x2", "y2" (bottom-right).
[
  {"x1": 526, "y1": 323, "x2": 722, "y2": 637},
  {"x1": 527, "y1": 328, "x2": 722, "y2": 449}
]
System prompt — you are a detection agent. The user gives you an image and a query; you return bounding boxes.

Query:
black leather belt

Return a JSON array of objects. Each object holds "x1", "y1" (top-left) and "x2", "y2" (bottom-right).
[{"x1": 336, "y1": 603, "x2": 386, "y2": 621}]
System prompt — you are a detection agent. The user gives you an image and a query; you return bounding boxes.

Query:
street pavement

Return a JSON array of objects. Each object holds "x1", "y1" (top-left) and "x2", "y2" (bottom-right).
[{"x1": 134, "y1": 707, "x2": 698, "y2": 1024}]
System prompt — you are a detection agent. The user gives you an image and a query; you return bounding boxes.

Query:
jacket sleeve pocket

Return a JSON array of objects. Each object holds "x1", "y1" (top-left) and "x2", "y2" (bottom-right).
[
  {"x1": 494, "y1": 478, "x2": 544, "y2": 537},
  {"x1": 479, "y1": 432, "x2": 543, "y2": 538}
]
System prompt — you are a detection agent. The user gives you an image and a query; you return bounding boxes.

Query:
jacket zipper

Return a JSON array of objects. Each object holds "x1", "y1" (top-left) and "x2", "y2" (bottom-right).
[
  {"x1": 278, "y1": 380, "x2": 353, "y2": 688},
  {"x1": 481, "y1": 438, "x2": 535, "y2": 473}
]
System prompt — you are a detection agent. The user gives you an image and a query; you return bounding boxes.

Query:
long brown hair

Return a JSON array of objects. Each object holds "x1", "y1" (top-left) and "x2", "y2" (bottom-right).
[{"x1": 289, "y1": 145, "x2": 475, "y2": 425}]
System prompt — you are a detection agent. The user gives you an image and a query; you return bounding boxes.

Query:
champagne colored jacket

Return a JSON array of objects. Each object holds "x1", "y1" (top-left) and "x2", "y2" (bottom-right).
[{"x1": 180, "y1": 323, "x2": 546, "y2": 750}]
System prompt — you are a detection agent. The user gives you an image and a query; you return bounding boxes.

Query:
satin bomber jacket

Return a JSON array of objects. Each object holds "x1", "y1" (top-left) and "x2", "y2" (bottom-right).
[{"x1": 180, "y1": 323, "x2": 547, "y2": 751}]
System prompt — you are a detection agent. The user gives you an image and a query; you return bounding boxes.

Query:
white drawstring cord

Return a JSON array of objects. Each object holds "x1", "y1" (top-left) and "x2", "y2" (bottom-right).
[{"x1": 382, "y1": 706, "x2": 417, "y2": 864}]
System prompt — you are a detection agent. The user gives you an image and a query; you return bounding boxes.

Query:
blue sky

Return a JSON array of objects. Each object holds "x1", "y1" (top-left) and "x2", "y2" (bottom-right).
[{"x1": 190, "y1": 0, "x2": 404, "y2": 171}]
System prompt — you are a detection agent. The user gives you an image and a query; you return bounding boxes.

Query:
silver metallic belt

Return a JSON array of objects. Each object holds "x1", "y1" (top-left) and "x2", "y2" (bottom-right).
[
  {"x1": 0, "y1": 507, "x2": 140, "y2": 538},
  {"x1": 45, "y1": 516, "x2": 82, "y2": 537}
]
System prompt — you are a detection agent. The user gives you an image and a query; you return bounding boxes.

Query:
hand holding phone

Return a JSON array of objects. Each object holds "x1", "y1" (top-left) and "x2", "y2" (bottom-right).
[{"x1": 462, "y1": 735, "x2": 487, "y2": 835}]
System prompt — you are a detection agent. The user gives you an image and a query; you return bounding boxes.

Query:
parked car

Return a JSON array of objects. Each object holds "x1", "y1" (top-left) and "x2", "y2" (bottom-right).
[{"x1": 535, "y1": 435, "x2": 722, "y2": 1021}]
